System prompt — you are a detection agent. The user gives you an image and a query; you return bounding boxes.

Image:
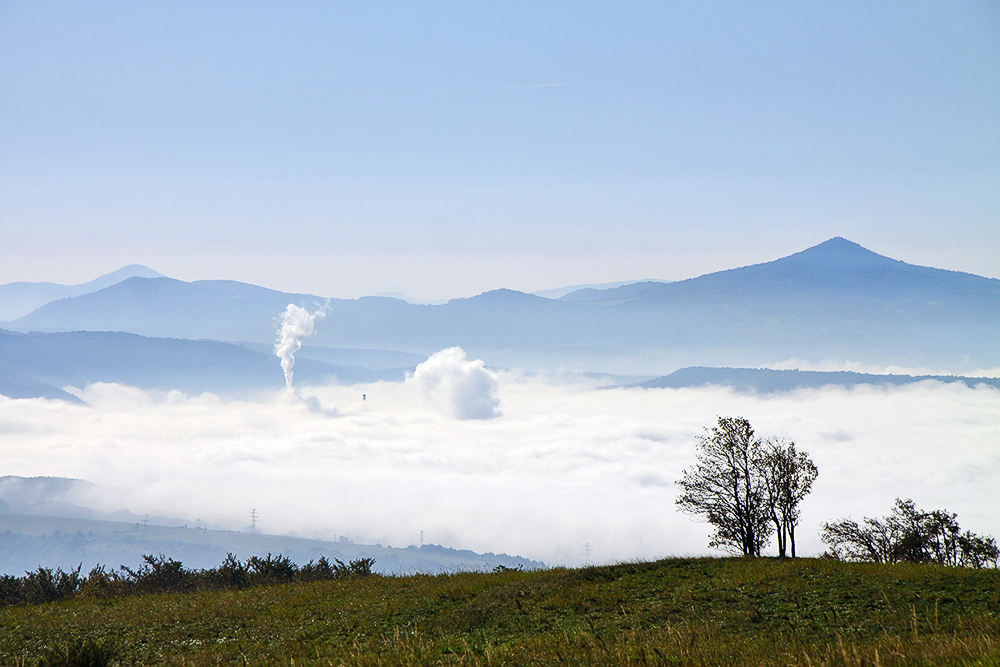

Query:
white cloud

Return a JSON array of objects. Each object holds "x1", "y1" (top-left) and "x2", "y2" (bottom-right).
[
  {"x1": 0, "y1": 372, "x2": 997, "y2": 567},
  {"x1": 409, "y1": 347, "x2": 501, "y2": 419}
]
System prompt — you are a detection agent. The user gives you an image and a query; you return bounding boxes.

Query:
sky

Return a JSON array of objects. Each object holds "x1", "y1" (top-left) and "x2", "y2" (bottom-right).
[
  {"x1": 2, "y1": 365, "x2": 997, "y2": 566},
  {"x1": 2, "y1": 1, "x2": 999, "y2": 299}
]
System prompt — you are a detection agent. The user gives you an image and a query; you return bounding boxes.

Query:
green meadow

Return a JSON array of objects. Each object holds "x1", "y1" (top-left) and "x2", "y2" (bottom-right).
[{"x1": 2, "y1": 557, "x2": 999, "y2": 666}]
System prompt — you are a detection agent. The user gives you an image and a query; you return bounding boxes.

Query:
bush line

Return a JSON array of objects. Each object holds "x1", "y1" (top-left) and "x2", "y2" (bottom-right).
[{"x1": 0, "y1": 553, "x2": 376, "y2": 607}]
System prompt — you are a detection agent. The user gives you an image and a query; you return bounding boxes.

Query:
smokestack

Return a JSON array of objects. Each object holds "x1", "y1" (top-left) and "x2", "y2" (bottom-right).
[{"x1": 274, "y1": 304, "x2": 325, "y2": 388}]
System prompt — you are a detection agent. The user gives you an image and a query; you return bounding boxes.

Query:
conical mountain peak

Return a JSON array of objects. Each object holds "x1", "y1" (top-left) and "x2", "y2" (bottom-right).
[
  {"x1": 712, "y1": 238, "x2": 908, "y2": 286},
  {"x1": 778, "y1": 237, "x2": 901, "y2": 270}
]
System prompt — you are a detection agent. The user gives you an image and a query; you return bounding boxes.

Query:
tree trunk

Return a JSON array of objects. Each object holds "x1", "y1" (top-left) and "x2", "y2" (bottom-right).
[{"x1": 773, "y1": 513, "x2": 786, "y2": 558}]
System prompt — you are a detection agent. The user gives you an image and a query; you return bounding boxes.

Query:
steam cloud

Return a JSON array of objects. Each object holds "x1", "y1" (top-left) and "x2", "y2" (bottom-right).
[
  {"x1": 1, "y1": 373, "x2": 998, "y2": 566},
  {"x1": 274, "y1": 304, "x2": 325, "y2": 388},
  {"x1": 410, "y1": 347, "x2": 501, "y2": 419}
]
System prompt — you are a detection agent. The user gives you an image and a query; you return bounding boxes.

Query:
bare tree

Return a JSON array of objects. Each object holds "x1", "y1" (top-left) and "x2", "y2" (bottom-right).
[
  {"x1": 821, "y1": 498, "x2": 999, "y2": 568},
  {"x1": 818, "y1": 514, "x2": 900, "y2": 563},
  {"x1": 758, "y1": 440, "x2": 818, "y2": 558},
  {"x1": 676, "y1": 417, "x2": 773, "y2": 556}
]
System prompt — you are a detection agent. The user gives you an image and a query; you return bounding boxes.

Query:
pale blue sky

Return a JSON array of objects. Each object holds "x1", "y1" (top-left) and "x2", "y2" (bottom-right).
[{"x1": 2, "y1": 1, "x2": 998, "y2": 298}]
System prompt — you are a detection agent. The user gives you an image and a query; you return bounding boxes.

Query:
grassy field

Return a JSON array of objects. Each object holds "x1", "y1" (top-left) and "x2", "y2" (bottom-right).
[{"x1": 1, "y1": 557, "x2": 998, "y2": 666}]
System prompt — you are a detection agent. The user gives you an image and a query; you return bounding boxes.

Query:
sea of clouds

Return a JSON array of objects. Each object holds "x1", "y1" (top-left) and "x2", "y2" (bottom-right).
[{"x1": 1, "y1": 348, "x2": 997, "y2": 566}]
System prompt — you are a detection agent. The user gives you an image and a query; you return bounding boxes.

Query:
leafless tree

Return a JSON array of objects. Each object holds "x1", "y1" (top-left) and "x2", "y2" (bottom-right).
[{"x1": 821, "y1": 498, "x2": 999, "y2": 568}]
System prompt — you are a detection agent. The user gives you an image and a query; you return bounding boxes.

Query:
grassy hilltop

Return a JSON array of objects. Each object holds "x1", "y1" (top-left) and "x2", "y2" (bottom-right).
[{"x1": 2, "y1": 557, "x2": 999, "y2": 666}]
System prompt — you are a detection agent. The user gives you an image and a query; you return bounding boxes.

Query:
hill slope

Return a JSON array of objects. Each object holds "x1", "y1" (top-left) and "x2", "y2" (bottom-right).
[
  {"x1": 0, "y1": 366, "x2": 84, "y2": 403},
  {"x1": 0, "y1": 476, "x2": 541, "y2": 575},
  {"x1": 0, "y1": 512, "x2": 541, "y2": 577},
  {"x1": 1, "y1": 558, "x2": 997, "y2": 666}
]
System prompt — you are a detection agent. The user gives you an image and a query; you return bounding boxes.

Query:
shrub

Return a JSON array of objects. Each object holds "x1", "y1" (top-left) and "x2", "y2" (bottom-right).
[
  {"x1": 348, "y1": 557, "x2": 375, "y2": 578},
  {"x1": 22, "y1": 567, "x2": 83, "y2": 605},
  {"x1": 120, "y1": 554, "x2": 190, "y2": 593},
  {"x1": 79, "y1": 566, "x2": 124, "y2": 599},
  {"x1": 209, "y1": 553, "x2": 251, "y2": 589},
  {"x1": 0, "y1": 552, "x2": 377, "y2": 610},
  {"x1": 247, "y1": 553, "x2": 297, "y2": 584}
]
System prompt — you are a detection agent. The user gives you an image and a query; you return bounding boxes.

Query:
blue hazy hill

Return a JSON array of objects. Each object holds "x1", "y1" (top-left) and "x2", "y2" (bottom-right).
[
  {"x1": 7, "y1": 239, "x2": 1000, "y2": 373},
  {"x1": 0, "y1": 330, "x2": 409, "y2": 399},
  {"x1": 0, "y1": 265, "x2": 165, "y2": 321},
  {"x1": 0, "y1": 477, "x2": 543, "y2": 576},
  {"x1": 532, "y1": 278, "x2": 671, "y2": 299},
  {"x1": 8, "y1": 277, "x2": 320, "y2": 342},
  {"x1": 635, "y1": 366, "x2": 1000, "y2": 393},
  {"x1": 0, "y1": 366, "x2": 84, "y2": 403},
  {"x1": 563, "y1": 237, "x2": 997, "y2": 313},
  {"x1": 11, "y1": 281, "x2": 588, "y2": 352}
]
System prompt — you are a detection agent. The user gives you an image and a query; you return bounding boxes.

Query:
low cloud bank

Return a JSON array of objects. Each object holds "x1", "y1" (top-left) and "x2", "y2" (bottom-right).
[
  {"x1": 0, "y1": 371, "x2": 997, "y2": 566},
  {"x1": 409, "y1": 347, "x2": 501, "y2": 419}
]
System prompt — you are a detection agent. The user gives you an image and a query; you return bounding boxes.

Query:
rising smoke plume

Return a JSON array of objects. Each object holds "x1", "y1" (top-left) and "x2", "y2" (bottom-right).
[{"x1": 274, "y1": 304, "x2": 325, "y2": 388}]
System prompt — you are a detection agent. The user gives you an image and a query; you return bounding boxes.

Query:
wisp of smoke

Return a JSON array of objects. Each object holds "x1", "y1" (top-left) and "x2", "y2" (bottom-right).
[
  {"x1": 274, "y1": 304, "x2": 325, "y2": 388},
  {"x1": 409, "y1": 347, "x2": 501, "y2": 419}
]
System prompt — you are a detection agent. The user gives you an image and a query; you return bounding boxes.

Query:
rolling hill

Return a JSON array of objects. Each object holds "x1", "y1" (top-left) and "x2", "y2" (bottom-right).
[
  {"x1": 0, "y1": 476, "x2": 543, "y2": 575},
  {"x1": 2, "y1": 557, "x2": 998, "y2": 666},
  {"x1": 0, "y1": 330, "x2": 410, "y2": 399}
]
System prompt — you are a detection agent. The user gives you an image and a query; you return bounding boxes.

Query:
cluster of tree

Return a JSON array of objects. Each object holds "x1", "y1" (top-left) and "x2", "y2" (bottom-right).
[
  {"x1": 0, "y1": 552, "x2": 376, "y2": 608},
  {"x1": 676, "y1": 418, "x2": 997, "y2": 569},
  {"x1": 676, "y1": 416, "x2": 818, "y2": 557},
  {"x1": 821, "y1": 498, "x2": 999, "y2": 568}
]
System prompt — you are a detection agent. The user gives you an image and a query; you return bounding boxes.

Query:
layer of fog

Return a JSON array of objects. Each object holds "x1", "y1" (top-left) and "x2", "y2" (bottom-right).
[{"x1": 1, "y1": 362, "x2": 997, "y2": 566}]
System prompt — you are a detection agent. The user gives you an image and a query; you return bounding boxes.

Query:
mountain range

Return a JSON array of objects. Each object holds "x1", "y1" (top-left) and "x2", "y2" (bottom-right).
[
  {"x1": 0, "y1": 264, "x2": 164, "y2": 321},
  {"x1": 1, "y1": 237, "x2": 998, "y2": 396}
]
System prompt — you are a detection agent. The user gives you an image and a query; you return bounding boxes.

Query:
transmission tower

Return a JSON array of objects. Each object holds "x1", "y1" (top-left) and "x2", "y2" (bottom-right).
[
  {"x1": 582, "y1": 542, "x2": 592, "y2": 563},
  {"x1": 250, "y1": 508, "x2": 258, "y2": 534}
]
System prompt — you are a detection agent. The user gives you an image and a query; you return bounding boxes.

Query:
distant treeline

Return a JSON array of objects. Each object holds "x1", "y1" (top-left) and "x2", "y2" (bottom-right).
[{"x1": 0, "y1": 553, "x2": 375, "y2": 608}]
